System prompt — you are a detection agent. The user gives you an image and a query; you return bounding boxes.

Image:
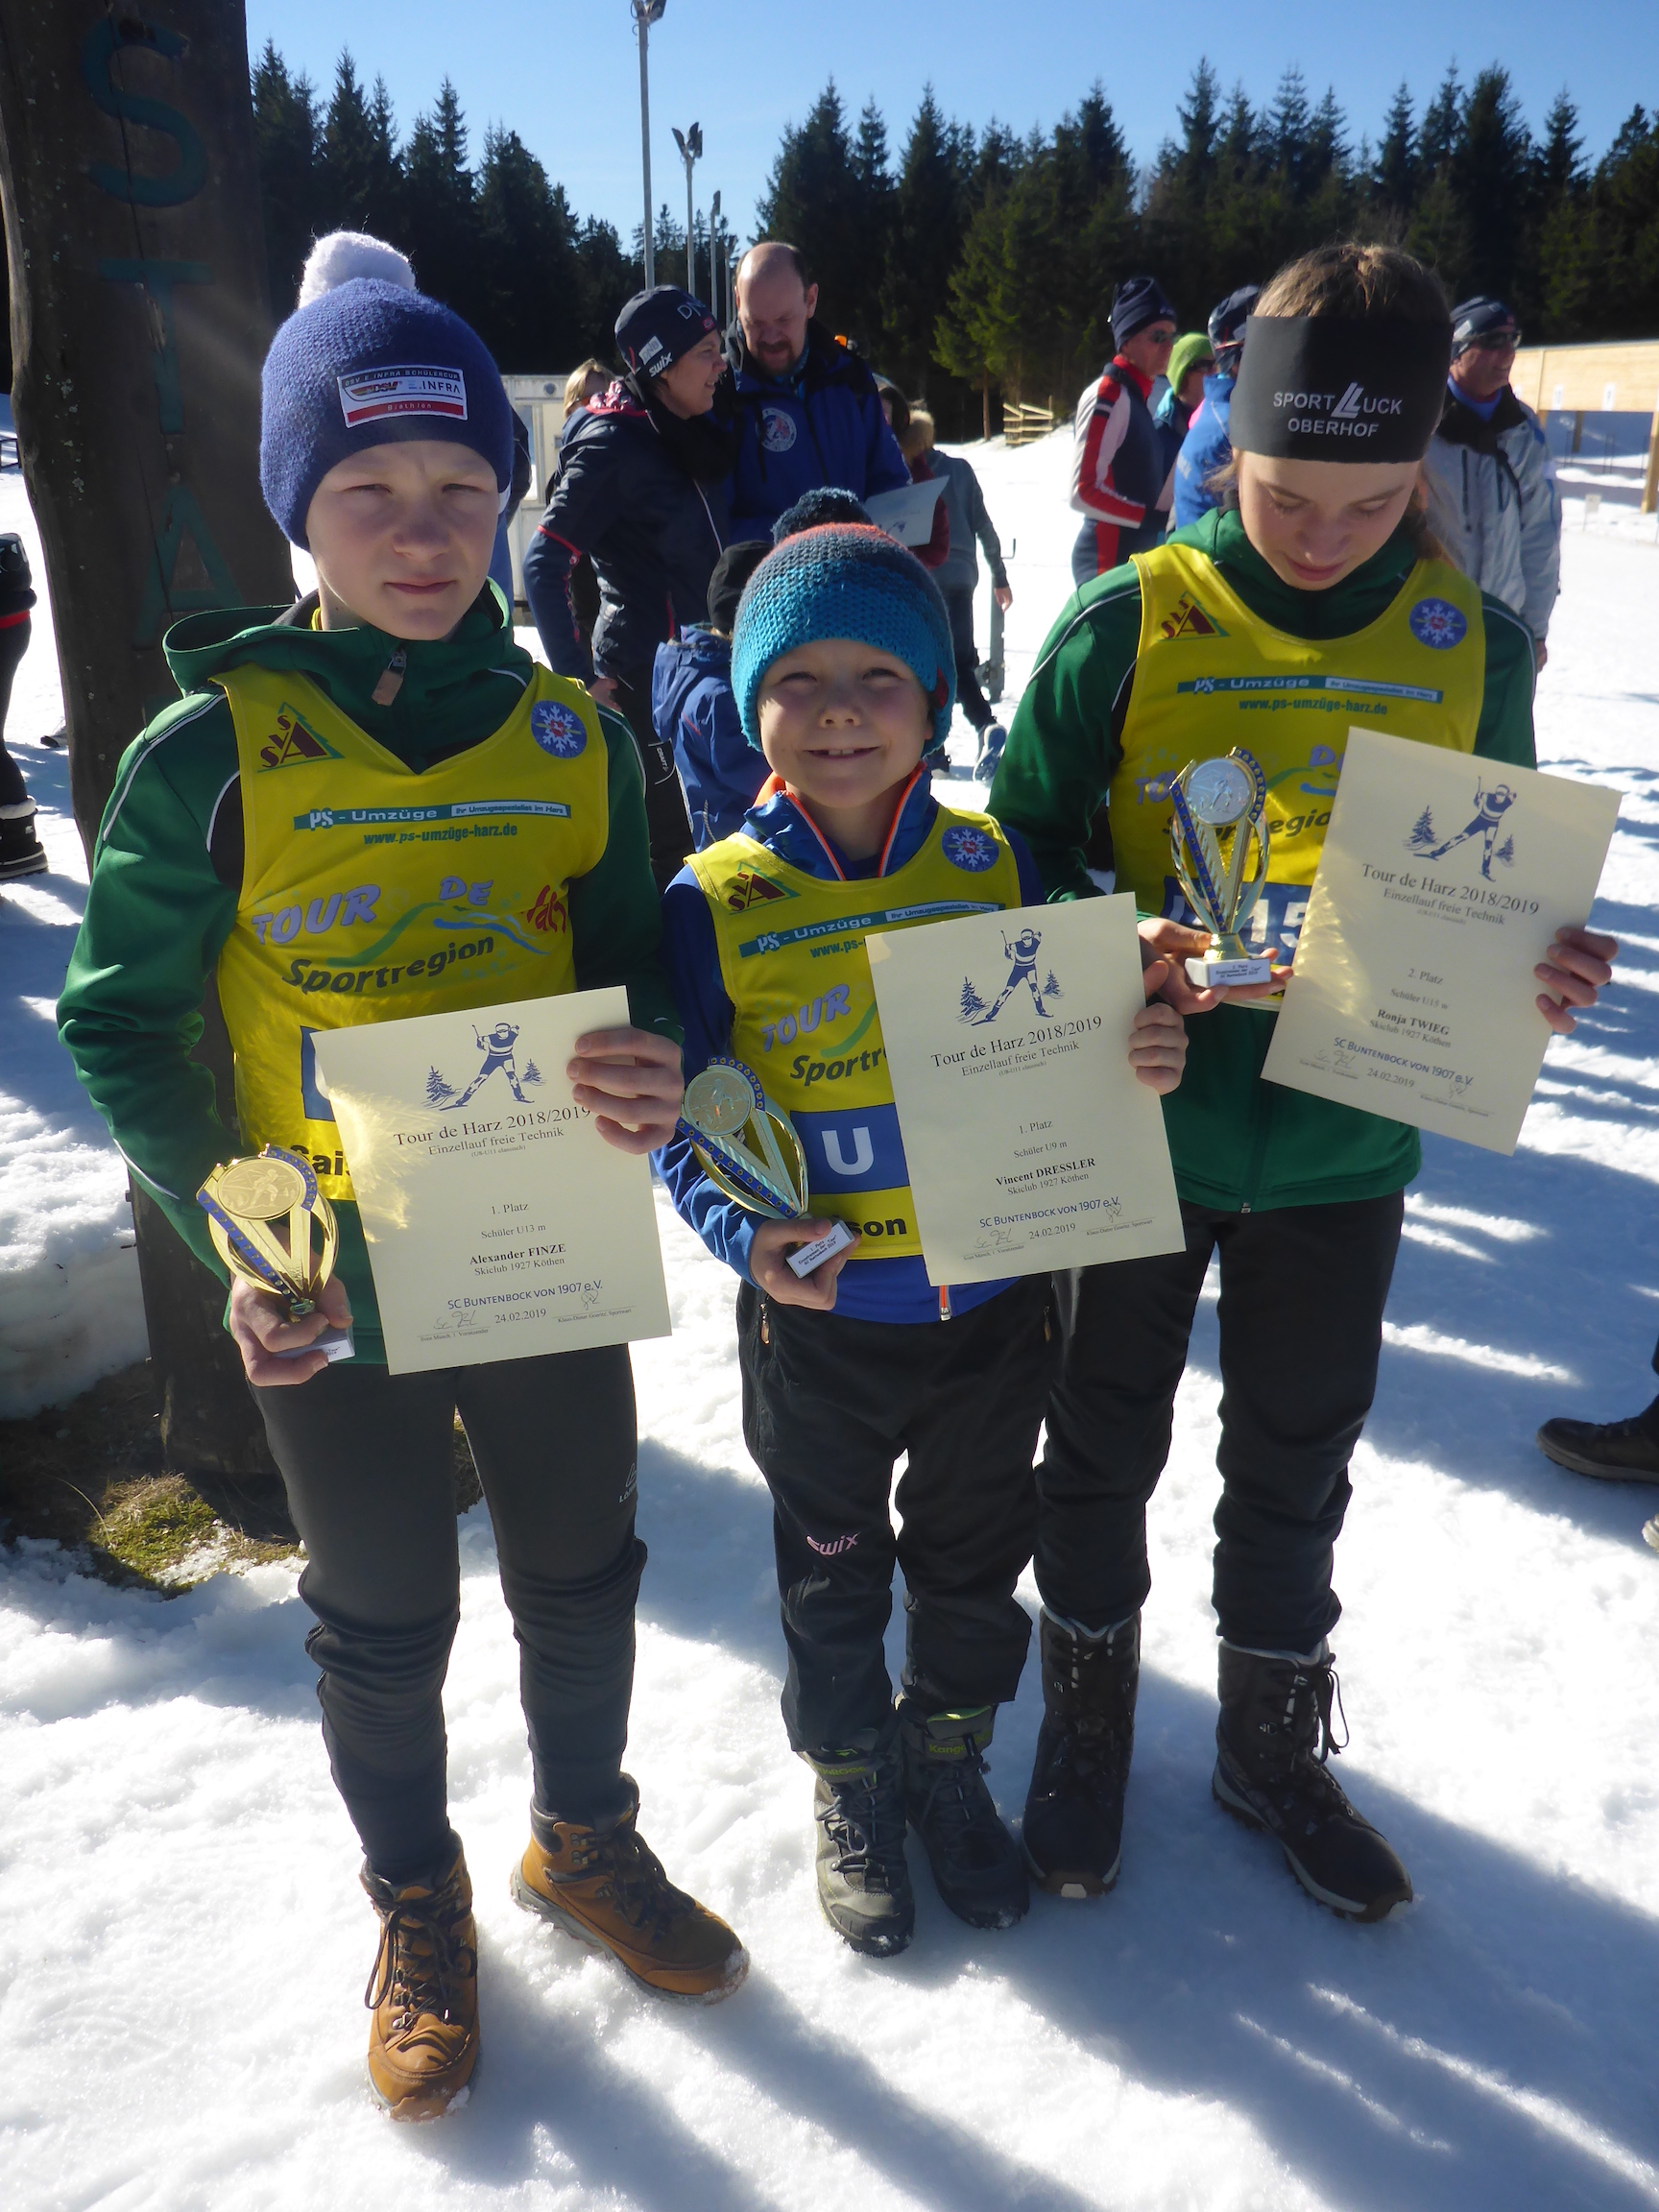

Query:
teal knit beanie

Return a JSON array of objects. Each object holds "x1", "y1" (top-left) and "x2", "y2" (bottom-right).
[{"x1": 731, "y1": 512, "x2": 956, "y2": 751}]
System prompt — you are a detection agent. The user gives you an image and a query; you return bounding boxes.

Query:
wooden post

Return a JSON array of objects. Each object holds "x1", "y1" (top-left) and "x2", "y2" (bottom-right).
[
  {"x1": 1643, "y1": 398, "x2": 1659, "y2": 517},
  {"x1": 0, "y1": 3, "x2": 294, "y2": 1475}
]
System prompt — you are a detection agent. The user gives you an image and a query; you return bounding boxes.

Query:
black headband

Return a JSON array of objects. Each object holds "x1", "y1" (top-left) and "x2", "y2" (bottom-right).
[{"x1": 1229, "y1": 315, "x2": 1451, "y2": 463}]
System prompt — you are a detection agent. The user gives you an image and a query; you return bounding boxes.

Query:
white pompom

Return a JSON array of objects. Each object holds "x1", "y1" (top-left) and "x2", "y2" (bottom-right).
[{"x1": 298, "y1": 231, "x2": 417, "y2": 309}]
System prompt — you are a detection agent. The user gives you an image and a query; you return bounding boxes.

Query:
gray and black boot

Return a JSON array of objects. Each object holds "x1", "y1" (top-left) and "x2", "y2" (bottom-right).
[
  {"x1": 1213, "y1": 1641, "x2": 1413, "y2": 1923},
  {"x1": 898, "y1": 1696, "x2": 1028, "y2": 1930},
  {"x1": 805, "y1": 1727, "x2": 914, "y2": 1957},
  {"x1": 1022, "y1": 1609, "x2": 1140, "y2": 1897}
]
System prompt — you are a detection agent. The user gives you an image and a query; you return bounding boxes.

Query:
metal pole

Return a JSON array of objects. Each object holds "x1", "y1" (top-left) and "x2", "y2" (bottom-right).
[
  {"x1": 637, "y1": 12, "x2": 653, "y2": 287},
  {"x1": 685, "y1": 156, "x2": 694, "y2": 295}
]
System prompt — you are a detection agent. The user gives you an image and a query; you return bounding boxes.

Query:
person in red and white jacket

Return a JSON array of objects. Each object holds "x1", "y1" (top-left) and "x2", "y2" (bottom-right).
[{"x1": 1070, "y1": 276, "x2": 1178, "y2": 587}]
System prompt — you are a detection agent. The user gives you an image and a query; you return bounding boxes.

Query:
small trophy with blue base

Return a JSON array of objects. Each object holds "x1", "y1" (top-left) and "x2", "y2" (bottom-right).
[
  {"x1": 1169, "y1": 749, "x2": 1274, "y2": 988},
  {"x1": 680, "y1": 1058, "x2": 856, "y2": 1279}
]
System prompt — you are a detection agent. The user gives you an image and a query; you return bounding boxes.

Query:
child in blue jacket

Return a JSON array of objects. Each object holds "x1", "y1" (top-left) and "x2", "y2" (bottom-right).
[
  {"x1": 652, "y1": 540, "x2": 770, "y2": 849},
  {"x1": 654, "y1": 495, "x2": 1188, "y2": 1959}
]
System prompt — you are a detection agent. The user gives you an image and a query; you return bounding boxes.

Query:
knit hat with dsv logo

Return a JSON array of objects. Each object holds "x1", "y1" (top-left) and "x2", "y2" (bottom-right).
[{"x1": 260, "y1": 278, "x2": 514, "y2": 548}]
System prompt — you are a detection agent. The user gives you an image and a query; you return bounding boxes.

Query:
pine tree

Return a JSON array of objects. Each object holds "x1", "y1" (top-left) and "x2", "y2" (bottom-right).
[
  {"x1": 426, "y1": 1067, "x2": 458, "y2": 1107},
  {"x1": 959, "y1": 977, "x2": 988, "y2": 1022},
  {"x1": 1374, "y1": 83, "x2": 1417, "y2": 218},
  {"x1": 318, "y1": 52, "x2": 400, "y2": 242},
  {"x1": 1452, "y1": 67, "x2": 1533, "y2": 307},
  {"x1": 1042, "y1": 971, "x2": 1063, "y2": 1001},
  {"x1": 1409, "y1": 805, "x2": 1437, "y2": 848},
  {"x1": 1495, "y1": 834, "x2": 1515, "y2": 869},
  {"x1": 404, "y1": 80, "x2": 475, "y2": 325},
  {"x1": 475, "y1": 129, "x2": 584, "y2": 370},
  {"x1": 880, "y1": 89, "x2": 973, "y2": 399},
  {"x1": 251, "y1": 41, "x2": 320, "y2": 312},
  {"x1": 754, "y1": 82, "x2": 873, "y2": 341}
]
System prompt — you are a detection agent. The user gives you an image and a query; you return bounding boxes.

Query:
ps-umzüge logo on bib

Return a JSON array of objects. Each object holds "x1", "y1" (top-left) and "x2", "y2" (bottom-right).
[
  {"x1": 941, "y1": 824, "x2": 999, "y2": 873},
  {"x1": 1408, "y1": 597, "x2": 1468, "y2": 650},
  {"x1": 1407, "y1": 776, "x2": 1517, "y2": 880},
  {"x1": 531, "y1": 700, "x2": 588, "y2": 757},
  {"x1": 760, "y1": 406, "x2": 798, "y2": 453},
  {"x1": 958, "y1": 925, "x2": 1063, "y2": 1025}
]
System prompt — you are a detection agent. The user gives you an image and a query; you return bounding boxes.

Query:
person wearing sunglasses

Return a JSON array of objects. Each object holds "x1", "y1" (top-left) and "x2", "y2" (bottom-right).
[
  {"x1": 1422, "y1": 296, "x2": 1560, "y2": 669},
  {"x1": 1070, "y1": 276, "x2": 1180, "y2": 587}
]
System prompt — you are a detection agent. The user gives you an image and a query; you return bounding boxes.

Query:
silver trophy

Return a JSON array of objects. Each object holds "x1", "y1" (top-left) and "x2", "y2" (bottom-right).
[{"x1": 1168, "y1": 750, "x2": 1273, "y2": 988}]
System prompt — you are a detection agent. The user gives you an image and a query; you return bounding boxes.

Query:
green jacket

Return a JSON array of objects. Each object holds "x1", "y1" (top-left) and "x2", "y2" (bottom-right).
[
  {"x1": 990, "y1": 508, "x2": 1539, "y2": 1212},
  {"x1": 59, "y1": 589, "x2": 677, "y2": 1363}
]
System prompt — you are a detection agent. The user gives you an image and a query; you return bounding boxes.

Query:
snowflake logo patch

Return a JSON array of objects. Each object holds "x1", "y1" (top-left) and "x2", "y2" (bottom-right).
[
  {"x1": 532, "y1": 701, "x2": 588, "y2": 757},
  {"x1": 1408, "y1": 597, "x2": 1468, "y2": 650},
  {"x1": 941, "y1": 824, "x2": 999, "y2": 872},
  {"x1": 760, "y1": 406, "x2": 799, "y2": 453}
]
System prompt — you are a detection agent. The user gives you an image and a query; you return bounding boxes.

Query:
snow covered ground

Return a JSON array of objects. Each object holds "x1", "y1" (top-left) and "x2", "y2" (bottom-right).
[{"x1": 6, "y1": 437, "x2": 1659, "y2": 2208}]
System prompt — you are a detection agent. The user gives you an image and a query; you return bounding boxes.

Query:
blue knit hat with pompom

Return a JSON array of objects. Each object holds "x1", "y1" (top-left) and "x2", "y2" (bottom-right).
[
  {"x1": 260, "y1": 278, "x2": 514, "y2": 548},
  {"x1": 731, "y1": 492, "x2": 956, "y2": 750}
]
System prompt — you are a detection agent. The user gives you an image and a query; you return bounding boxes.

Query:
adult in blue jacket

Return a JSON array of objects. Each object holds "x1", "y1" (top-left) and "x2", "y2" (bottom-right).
[
  {"x1": 1172, "y1": 283, "x2": 1258, "y2": 529},
  {"x1": 524, "y1": 285, "x2": 734, "y2": 887},
  {"x1": 653, "y1": 540, "x2": 770, "y2": 848},
  {"x1": 724, "y1": 242, "x2": 911, "y2": 539}
]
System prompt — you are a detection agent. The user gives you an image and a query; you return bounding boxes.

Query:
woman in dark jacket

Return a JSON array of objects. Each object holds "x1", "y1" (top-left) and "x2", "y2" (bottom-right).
[{"x1": 525, "y1": 287, "x2": 735, "y2": 887}]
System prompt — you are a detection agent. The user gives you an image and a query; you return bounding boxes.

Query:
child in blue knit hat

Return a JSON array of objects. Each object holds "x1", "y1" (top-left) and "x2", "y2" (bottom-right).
[
  {"x1": 60, "y1": 276, "x2": 749, "y2": 2121},
  {"x1": 655, "y1": 502, "x2": 1188, "y2": 1956}
]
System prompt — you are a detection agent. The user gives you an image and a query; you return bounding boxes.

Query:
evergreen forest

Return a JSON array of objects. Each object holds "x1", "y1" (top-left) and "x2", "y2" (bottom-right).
[{"x1": 248, "y1": 46, "x2": 1659, "y2": 438}]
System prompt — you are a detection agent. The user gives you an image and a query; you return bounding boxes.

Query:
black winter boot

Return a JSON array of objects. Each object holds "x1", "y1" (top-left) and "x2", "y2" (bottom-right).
[
  {"x1": 1213, "y1": 1641, "x2": 1412, "y2": 1923},
  {"x1": 0, "y1": 804, "x2": 46, "y2": 880},
  {"x1": 1537, "y1": 1398, "x2": 1659, "y2": 1482},
  {"x1": 898, "y1": 1697, "x2": 1028, "y2": 1931},
  {"x1": 1022, "y1": 1609, "x2": 1140, "y2": 1897},
  {"x1": 805, "y1": 1728, "x2": 914, "y2": 1958}
]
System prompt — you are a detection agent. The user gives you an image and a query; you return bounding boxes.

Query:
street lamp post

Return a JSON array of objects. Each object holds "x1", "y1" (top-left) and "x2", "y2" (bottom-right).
[
  {"x1": 631, "y1": 1, "x2": 666, "y2": 287},
  {"x1": 671, "y1": 121, "x2": 702, "y2": 300},
  {"x1": 709, "y1": 190, "x2": 723, "y2": 326}
]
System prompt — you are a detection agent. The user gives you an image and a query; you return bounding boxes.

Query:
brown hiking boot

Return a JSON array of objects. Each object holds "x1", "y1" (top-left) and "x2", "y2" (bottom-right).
[
  {"x1": 512, "y1": 1777, "x2": 747, "y2": 2003},
  {"x1": 361, "y1": 1844, "x2": 480, "y2": 2120}
]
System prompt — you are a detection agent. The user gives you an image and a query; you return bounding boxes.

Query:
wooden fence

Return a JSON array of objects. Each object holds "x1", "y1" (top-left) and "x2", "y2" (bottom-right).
[{"x1": 1510, "y1": 340, "x2": 1659, "y2": 513}]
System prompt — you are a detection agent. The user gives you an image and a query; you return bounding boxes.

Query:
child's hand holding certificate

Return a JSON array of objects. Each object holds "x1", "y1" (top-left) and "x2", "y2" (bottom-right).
[{"x1": 866, "y1": 894, "x2": 1186, "y2": 1284}]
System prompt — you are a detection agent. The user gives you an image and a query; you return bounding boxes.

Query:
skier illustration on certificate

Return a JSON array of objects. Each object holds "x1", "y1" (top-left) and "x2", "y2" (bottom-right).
[
  {"x1": 1407, "y1": 780, "x2": 1518, "y2": 879},
  {"x1": 964, "y1": 926, "x2": 1061, "y2": 1025},
  {"x1": 451, "y1": 1020, "x2": 530, "y2": 1105}
]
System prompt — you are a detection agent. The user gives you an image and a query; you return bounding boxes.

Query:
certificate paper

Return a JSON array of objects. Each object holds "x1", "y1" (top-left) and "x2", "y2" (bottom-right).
[
  {"x1": 1262, "y1": 728, "x2": 1619, "y2": 1154},
  {"x1": 866, "y1": 896, "x2": 1185, "y2": 1284},
  {"x1": 314, "y1": 990, "x2": 670, "y2": 1373}
]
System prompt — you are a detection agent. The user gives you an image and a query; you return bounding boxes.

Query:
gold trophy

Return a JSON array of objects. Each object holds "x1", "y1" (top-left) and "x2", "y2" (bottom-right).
[
  {"x1": 679, "y1": 1058, "x2": 855, "y2": 1278},
  {"x1": 197, "y1": 1144, "x2": 353, "y2": 1361},
  {"x1": 1169, "y1": 749, "x2": 1274, "y2": 987}
]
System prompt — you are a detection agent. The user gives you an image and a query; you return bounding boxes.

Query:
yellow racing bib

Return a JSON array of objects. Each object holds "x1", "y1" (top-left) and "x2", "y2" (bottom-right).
[
  {"x1": 1111, "y1": 541, "x2": 1485, "y2": 961},
  {"x1": 215, "y1": 663, "x2": 609, "y2": 1202},
  {"x1": 690, "y1": 807, "x2": 1023, "y2": 1259}
]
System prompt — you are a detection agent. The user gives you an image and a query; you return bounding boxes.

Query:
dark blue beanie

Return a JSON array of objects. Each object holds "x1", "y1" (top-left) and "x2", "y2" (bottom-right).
[
  {"x1": 731, "y1": 519, "x2": 956, "y2": 751},
  {"x1": 1111, "y1": 275, "x2": 1178, "y2": 349},
  {"x1": 614, "y1": 285, "x2": 718, "y2": 377},
  {"x1": 260, "y1": 279, "x2": 514, "y2": 548}
]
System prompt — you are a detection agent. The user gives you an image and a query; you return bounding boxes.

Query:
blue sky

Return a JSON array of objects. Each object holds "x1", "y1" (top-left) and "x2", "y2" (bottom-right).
[{"x1": 246, "y1": 0, "x2": 1659, "y2": 244}]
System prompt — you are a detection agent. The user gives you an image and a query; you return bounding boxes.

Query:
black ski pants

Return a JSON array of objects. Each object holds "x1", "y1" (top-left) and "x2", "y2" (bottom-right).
[
  {"x1": 940, "y1": 584, "x2": 995, "y2": 734},
  {"x1": 1035, "y1": 1192, "x2": 1405, "y2": 1653},
  {"x1": 609, "y1": 663, "x2": 695, "y2": 894},
  {"x1": 254, "y1": 1345, "x2": 643, "y2": 1883},
  {"x1": 737, "y1": 1276, "x2": 1059, "y2": 1754},
  {"x1": 0, "y1": 610, "x2": 31, "y2": 810}
]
